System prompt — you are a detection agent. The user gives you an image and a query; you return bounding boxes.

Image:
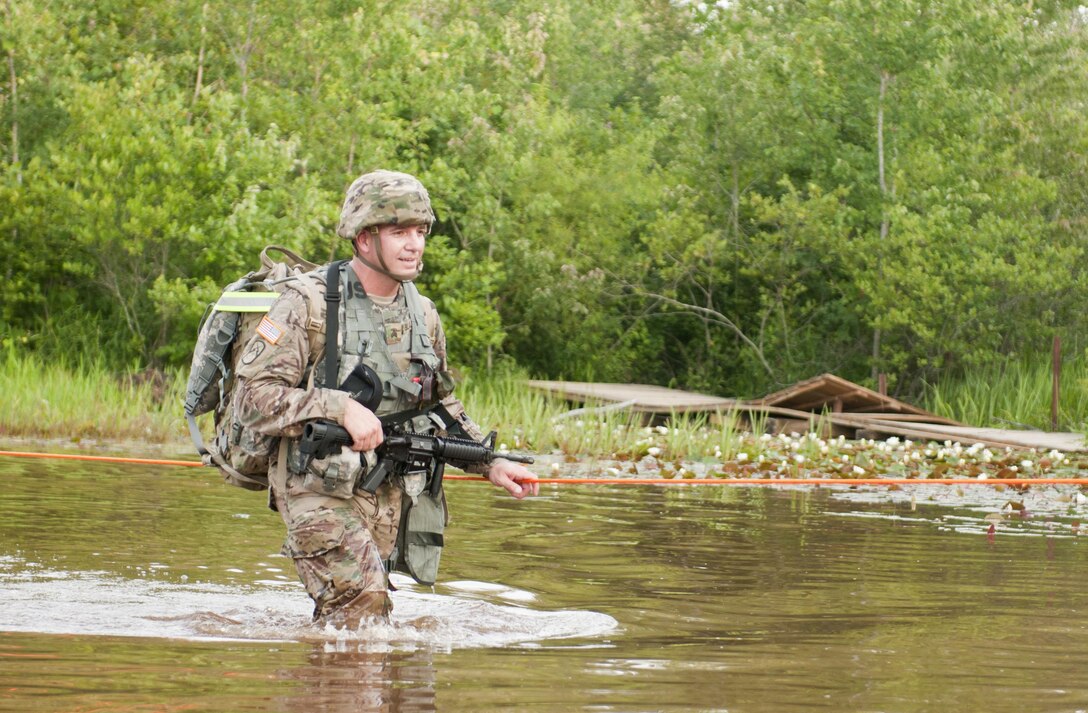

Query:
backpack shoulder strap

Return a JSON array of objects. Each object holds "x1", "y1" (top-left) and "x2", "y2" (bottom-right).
[
  {"x1": 324, "y1": 260, "x2": 350, "y2": 387},
  {"x1": 402, "y1": 281, "x2": 435, "y2": 353}
]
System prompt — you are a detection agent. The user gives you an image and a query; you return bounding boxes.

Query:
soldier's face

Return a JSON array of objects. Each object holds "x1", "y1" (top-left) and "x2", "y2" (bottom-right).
[{"x1": 367, "y1": 223, "x2": 427, "y2": 276}]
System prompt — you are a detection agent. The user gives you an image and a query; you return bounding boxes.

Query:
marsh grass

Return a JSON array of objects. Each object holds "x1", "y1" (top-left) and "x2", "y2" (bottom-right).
[
  {"x1": 923, "y1": 356, "x2": 1088, "y2": 433},
  {"x1": 457, "y1": 370, "x2": 758, "y2": 462},
  {"x1": 6, "y1": 352, "x2": 1086, "y2": 469},
  {"x1": 0, "y1": 351, "x2": 186, "y2": 442}
]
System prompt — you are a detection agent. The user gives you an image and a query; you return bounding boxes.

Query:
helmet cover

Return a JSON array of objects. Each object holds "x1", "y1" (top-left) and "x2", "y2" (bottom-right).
[{"x1": 336, "y1": 170, "x2": 435, "y2": 240}]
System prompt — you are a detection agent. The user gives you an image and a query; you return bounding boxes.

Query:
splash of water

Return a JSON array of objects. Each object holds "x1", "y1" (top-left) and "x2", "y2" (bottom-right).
[{"x1": 0, "y1": 556, "x2": 617, "y2": 649}]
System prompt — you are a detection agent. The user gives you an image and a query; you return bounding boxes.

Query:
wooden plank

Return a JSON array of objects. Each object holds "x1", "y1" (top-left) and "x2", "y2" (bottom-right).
[
  {"x1": 757, "y1": 372, "x2": 940, "y2": 418},
  {"x1": 857, "y1": 419, "x2": 1088, "y2": 452},
  {"x1": 745, "y1": 404, "x2": 1088, "y2": 451},
  {"x1": 525, "y1": 380, "x2": 742, "y2": 414},
  {"x1": 839, "y1": 412, "x2": 962, "y2": 426}
]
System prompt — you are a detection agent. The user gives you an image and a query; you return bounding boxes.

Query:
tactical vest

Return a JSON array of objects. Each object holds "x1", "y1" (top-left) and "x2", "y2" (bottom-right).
[
  {"x1": 284, "y1": 262, "x2": 443, "y2": 496},
  {"x1": 319, "y1": 263, "x2": 441, "y2": 416}
]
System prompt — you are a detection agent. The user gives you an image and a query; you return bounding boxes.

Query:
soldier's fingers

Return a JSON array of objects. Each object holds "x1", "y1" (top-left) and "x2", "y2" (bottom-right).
[
  {"x1": 499, "y1": 474, "x2": 523, "y2": 499},
  {"x1": 513, "y1": 473, "x2": 538, "y2": 497}
]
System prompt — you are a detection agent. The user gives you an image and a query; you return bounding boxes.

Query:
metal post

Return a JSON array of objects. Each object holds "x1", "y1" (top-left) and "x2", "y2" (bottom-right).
[{"x1": 1051, "y1": 335, "x2": 1061, "y2": 432}]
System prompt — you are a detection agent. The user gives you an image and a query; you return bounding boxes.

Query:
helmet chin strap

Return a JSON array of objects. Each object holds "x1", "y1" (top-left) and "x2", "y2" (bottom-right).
[{"x1": 357, "y1": 232, "x2": 423, "y2": 282}]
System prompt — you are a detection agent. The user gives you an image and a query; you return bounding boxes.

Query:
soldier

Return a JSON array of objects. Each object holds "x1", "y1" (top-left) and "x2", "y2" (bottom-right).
[{"x1": 234, "y1": 170, "x2": 538, "y2": 628}]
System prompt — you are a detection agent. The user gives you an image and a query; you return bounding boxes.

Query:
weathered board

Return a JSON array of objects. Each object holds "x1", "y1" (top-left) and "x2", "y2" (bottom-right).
[
  {"x1": 525, "y1": 380, "x2": 742, "y2": 415},
  {"x1": 526, "y1": 377, "x2": 1088, "y2": 452},
  {"x1": 756, "y1": 372, "x2": 952, "y2": 421}
]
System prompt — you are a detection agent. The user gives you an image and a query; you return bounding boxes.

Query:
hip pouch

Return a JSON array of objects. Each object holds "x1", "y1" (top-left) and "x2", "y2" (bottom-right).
[
  {"x1": 390, "y1": 488, "x2": 447, "y2": 586},
  {"x1": 286, "y1": 441, "x2": 364, "y2": 500}
]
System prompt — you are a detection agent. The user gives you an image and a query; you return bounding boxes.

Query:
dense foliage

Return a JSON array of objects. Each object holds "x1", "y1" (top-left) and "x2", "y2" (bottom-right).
[{"x1": 2, "y1": 0, "x2": 1086, "y2": 398}]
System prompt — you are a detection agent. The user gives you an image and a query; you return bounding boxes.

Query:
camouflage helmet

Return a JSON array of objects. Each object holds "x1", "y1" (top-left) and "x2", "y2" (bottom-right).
[{"x1": 336, "y1": 169, "x2": 436, "y2": 240}]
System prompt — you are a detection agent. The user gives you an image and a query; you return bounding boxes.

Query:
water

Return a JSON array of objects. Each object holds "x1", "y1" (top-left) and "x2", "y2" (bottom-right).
[{"x1": 2, "y1": 448, "x2": 1088, "y2": 712}]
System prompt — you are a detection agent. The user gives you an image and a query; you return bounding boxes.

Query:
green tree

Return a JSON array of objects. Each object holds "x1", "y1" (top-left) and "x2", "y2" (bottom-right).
[{"x1": 4, "y1": 54, "x2": 323, "y2": 364}]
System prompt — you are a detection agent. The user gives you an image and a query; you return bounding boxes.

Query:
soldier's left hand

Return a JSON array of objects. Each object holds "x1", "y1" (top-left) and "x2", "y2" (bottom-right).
[{"x1": 486, "y1": 458, "x2": 539, "y2": 499}]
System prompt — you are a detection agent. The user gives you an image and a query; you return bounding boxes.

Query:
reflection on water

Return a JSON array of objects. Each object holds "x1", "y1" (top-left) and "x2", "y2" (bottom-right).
[
  {"x1": 277, "y1": 647, "x2": 440, "y2": 713},
  {"x1": 2, "y1": 447, "x2": 1088, "y2": 711}
]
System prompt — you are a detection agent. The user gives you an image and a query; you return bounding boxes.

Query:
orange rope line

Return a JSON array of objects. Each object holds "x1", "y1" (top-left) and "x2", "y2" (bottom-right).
[
  {"x1": 2, "y1": 450, "x2": 1087, "y2": 487},
  {"x1": 445, "y1": 475, "x2": 1088, "y2": 486},
  {"x1": 0, "y1": 450, "x2": 204, "y2": 467}
]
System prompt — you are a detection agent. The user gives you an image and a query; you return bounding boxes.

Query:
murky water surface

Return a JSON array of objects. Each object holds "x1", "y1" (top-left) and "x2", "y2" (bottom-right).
[{"x1": 2, "y1": 447, "x2": 1088, "y2": 712}]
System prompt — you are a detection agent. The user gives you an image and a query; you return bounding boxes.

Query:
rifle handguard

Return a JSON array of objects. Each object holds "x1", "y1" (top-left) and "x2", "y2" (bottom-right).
[{"x1": 298, "y1": 417, "x2": 535, "y2": 496}]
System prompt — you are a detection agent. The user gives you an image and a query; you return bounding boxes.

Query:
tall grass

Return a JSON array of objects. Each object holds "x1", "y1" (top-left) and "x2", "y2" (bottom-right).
[
  {"x1": 7, "y1": 350, "x2": 1084, "y2": 458},
  {"x1": 0, "y1": 351, "x2": 186, "y2": 442},
  {"x1": 923, "y1": 355, "x2": 1088, "y2": 433},
  {"x1": 456, "y1": 369, "x2": 750, "y2": 461}
]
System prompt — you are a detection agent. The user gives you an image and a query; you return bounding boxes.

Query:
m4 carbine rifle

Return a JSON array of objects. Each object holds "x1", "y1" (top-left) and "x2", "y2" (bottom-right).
[{"x1": 299, "y1": 407, "x2": 534, "y2": 496}]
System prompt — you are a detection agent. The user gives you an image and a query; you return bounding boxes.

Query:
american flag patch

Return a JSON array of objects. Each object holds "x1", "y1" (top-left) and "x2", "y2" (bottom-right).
[{"x1": 256, "y1": 315, "x2": 284, "y2": 344}]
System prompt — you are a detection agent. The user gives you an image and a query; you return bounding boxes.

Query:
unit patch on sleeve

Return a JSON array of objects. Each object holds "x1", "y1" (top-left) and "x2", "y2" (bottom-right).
[{"x1": 256, "y1": 315, "x2": 284, "y2": 345}]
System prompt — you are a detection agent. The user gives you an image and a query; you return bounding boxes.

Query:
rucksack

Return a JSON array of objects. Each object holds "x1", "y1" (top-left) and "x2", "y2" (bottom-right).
[{"x1": 184, "y1": 245, "x2": 322, "y2": 490}]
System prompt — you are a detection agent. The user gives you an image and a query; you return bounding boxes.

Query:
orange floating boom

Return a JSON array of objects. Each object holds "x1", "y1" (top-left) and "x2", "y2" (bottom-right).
[{"x1": 0, "y1": 450, "x2": 204, "y2": 467}]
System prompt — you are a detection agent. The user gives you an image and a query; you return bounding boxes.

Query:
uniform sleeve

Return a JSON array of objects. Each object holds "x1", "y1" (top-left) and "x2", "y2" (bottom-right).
[{"x1": 234, "y1": 286, "x2": 349, "y2": 439}]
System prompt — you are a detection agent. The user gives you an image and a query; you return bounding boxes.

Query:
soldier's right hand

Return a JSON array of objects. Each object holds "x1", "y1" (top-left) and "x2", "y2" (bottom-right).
[{"x1": 343, "y1": 399, "x2": 384, "y2": 452}]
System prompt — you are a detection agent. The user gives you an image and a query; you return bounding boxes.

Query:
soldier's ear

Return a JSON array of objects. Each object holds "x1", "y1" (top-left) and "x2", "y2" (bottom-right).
[
  {"x1": 351, "y1": 231, "x2": 367, "y2": 257},
  {"x1": 355, "y1": 228, "x2": 380, "y2": 254}
]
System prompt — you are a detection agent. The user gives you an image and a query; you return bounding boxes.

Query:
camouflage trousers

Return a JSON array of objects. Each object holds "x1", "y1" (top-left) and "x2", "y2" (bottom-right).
[{"x1": 275, "y1": 478, "x2": 404, "y2": 628}]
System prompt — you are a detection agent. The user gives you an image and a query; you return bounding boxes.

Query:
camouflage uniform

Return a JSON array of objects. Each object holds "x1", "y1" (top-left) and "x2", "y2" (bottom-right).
[{"x1": 234, "y1": 171, "x2": 485, "y2": 628}]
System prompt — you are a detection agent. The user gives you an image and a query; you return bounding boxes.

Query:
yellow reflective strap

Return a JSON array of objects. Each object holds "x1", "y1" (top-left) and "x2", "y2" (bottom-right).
[{"x1": 213, "y1": 291, "x2": 279, "y2": 313}]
